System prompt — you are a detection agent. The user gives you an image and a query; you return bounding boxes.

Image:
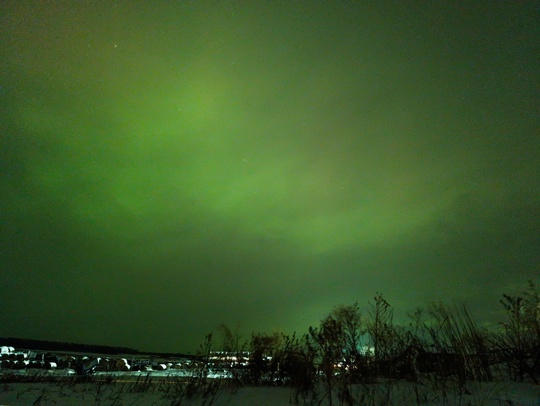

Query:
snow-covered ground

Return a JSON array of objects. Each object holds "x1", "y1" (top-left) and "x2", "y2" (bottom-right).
[{"x1": 0, "y1": 376, "x2": 539, "y2": 405}]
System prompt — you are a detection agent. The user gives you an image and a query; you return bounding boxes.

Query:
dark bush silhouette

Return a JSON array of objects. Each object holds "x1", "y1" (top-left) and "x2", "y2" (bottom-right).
[
  {"x1": 178, "y1": 282, "x2": 540, "y2": 405},
  {"x1": 493, "y1": 281, "x2": 539, "y2": 383}
]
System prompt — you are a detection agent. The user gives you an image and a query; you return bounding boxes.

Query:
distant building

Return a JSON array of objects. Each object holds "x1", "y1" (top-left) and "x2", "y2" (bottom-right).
[
  {"x1": 1, "y1": 346, "x2": 15, "y2": 355},
  {"x1": 208, "y1": 351, "x2": 250, "y2": 367}
]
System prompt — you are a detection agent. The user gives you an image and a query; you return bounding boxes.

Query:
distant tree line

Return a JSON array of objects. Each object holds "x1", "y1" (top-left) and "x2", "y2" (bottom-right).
[
  {"x1": 0, "y1": 337, "x2": 195, "y2": 359},
  {"x1": 0, "y1": 337, "x2": 139, "y2": 356}
]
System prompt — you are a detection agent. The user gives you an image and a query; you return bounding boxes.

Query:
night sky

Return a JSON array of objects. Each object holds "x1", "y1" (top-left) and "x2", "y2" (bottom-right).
[{"x1": 1, "y1": 1, "x2": 539, "y2": 353}]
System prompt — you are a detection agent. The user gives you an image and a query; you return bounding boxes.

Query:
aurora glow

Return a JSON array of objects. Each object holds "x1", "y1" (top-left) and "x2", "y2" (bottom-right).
[{"x1": 1, "y1": 1, "x2": 538, "y2": 352}]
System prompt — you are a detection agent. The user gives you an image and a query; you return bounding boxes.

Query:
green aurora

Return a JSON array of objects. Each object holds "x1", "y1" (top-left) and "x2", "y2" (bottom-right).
[{"x1": 1, "y1": 1, "x2": 539, "y2": 352}]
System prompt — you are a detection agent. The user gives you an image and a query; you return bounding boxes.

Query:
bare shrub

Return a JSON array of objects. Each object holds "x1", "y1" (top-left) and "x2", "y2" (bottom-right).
[
  {"x1": 493, "y1": 280, "x2": 540, "y2": 383},
  {"x1": 248, "y1": 331, "x2": 282, "y2": 385}
]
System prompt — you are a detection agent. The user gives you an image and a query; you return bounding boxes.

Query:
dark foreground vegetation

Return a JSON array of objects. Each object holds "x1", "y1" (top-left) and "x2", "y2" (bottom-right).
[
  {"x1": 201, "y1": 281, "x2": 539, "y2": 405},
  {"x1": 1, "y1": 281, "x2": 538, "y2": 405}
]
